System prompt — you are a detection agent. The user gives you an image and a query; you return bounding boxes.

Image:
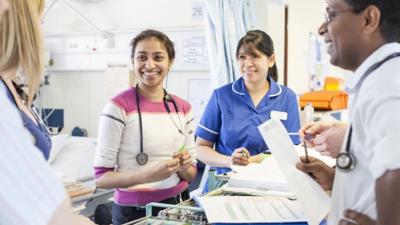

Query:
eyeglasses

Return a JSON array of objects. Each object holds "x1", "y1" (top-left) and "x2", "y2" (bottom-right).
[{"x1": 324, "y1": 8, "x2": 354, "y2": 23}]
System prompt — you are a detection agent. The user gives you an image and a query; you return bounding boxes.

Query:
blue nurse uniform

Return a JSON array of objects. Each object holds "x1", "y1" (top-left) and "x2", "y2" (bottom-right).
[{"x1": 195, "y1": 77, "x2": 300, "y2": 175}]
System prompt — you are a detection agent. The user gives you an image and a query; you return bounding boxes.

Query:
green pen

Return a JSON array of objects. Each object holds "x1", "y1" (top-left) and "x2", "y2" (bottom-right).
[
  {"x1": 178, "y1": 144, "x2": 185, "y2": 152},
  {"x1": 176, "y1": 145, "x2": 186, "y2": 165},
  {"x1": 260, "y1": 151, "x2": 272, "y2": 161}
]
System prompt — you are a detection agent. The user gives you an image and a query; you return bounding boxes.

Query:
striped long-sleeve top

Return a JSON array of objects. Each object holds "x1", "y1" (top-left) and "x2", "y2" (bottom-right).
[{"x1": 94, "y1": 87, "x2": 196, "y2": 206}]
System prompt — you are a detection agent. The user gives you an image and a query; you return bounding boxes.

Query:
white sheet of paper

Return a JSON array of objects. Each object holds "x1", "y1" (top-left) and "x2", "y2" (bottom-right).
[
  {"x1": 196, "y1": 196, "x2": 306, "y2": 223},
  {"x1": 258, "y1": 118, "x2": 331, "y2": 225},
  {"x1": 295, "y1": 145, "x2": 336, "y2": 167},
  {"x1": 228, "y1": 158, "x2": 290, "y2": 192}
]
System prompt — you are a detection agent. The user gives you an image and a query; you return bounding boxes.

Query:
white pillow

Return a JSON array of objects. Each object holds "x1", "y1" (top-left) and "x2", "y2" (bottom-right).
[{"x1": 51, "y1": 137, "x2": 97, "y2": 181}]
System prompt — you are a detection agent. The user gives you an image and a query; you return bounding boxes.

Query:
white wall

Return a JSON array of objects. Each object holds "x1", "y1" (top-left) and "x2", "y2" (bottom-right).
[
  {"x1": 44, "y1": 0, "x2": 201, "y2": 33},
  {"x1": 41, "y1": 0, "x2": 350, "y2": 137},
  {"x1": 286, "y1": 0, "x2": 350, "y2": 93},
  {"x1": 254, "y1": 0, "x2": 285, "y2": 84},
  {"x1": 42, "y1": 0, "x2": 210, "y2": 137},
  {"x1": 287, "y1": 0, "x2": 324, "y2": 93},
  {"x1": 254, "y1": 0, "x2": 348, "y2": 94}
]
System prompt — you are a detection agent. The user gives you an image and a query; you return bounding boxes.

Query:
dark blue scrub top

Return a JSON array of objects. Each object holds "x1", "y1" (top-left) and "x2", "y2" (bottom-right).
[
  {"x1": 195, "y1": 77, "x2": 300, "y2": 174},
  {"x1": 2, "y1": 80, "x2": 52, "y2": 160}
]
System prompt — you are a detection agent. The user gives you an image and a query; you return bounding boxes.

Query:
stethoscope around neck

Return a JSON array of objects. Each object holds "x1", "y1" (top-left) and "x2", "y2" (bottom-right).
[
  {"x1": 336, "y1": 51, "x2": 400, "y2": 172},
  {"x1": 134, "y1": 83, "x2": 187, "y2": 165}
]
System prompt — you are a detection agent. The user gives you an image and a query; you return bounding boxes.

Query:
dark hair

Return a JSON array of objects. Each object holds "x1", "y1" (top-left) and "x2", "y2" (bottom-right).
[
  {"x1": 345, "y1": 0, "x2": 400, "y2": 42},
  {"x1": 130, "y1": 29, "x2": 175, "y2": 61},
  {"x1": 236, "y1": 30, "x2": 278, "y2": 82}
]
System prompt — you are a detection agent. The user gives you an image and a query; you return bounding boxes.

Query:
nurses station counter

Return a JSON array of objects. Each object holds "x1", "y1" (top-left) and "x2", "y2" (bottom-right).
[{"x1": 122, "y1": 164, "x2": 330, "y2": 225}]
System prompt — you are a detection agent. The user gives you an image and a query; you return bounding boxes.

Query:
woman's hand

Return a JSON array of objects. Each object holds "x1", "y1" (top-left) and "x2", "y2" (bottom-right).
[
  {"x1": 249, "y1": 152, "x2": 269, "y2": 163},
  {"x1": 231, "y1": 147, "x2": 250, "y2": 166},
  {"x1": 148, "y1": 158, "x2": 180, "y2": 182},
  {"x1": 173, "y1": 149, "x2": 192, "y2": 171},
  {"x1": 174, "y1": 149, "x2": 196, "y2": 182}
]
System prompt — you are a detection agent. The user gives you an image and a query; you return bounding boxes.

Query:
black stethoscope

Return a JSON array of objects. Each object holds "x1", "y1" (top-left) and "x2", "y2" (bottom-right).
[
  {"x1": 2, "y1": 79, "x2": 55, "y2": 136},
  {"x1": 135, "y1": 83, "x2": 188, "y2": 165},
  {"x1": 336, "y1": 126, "x2": 355, "y2": 171},
  {"x1": 336, "y1": 52, "x2": 400, "y2": 171}
]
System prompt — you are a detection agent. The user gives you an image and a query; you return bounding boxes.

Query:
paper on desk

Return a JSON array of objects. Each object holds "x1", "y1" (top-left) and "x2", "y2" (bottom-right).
[
  {"x1": 228, "y1": 158, "x2": 290, "y2": 192},
  {"x1": 221, "y1": 186, "x2": 295, "y2": 198},
  {"x1": 258, "y1": 118, "x2": 331, "y2": 225},
  {"x1": 196, "y1": 195, "x2": 306, "y2": 223}
]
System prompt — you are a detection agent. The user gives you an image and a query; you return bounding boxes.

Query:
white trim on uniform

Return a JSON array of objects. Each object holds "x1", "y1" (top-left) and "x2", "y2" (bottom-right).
[
  {"x1": 198, "y1": 124, "x2": 220, "y2": 135},
  {"x1": 231, "y1": 79, "x2": 245, "y2": 95},
  {"x1": 269, "y1": 84, "x2": 282, "y2": 98},
  {"x1": 231, "y1": 78, "x2": 282, "y2": 97}
]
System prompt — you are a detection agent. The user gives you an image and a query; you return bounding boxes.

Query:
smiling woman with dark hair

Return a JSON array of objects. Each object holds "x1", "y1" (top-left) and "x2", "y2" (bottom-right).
[
  {"x1": 195, "y1": 30, "x2": 301, "y2": 190},
  {"x1": 94, "y1": 29, "x2": 197, "y2": 225}
]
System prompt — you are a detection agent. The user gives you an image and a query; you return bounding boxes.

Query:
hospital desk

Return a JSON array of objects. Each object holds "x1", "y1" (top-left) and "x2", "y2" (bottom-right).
[{"x1": 71, "y1": 176, "x2": 114, "y2": 216}]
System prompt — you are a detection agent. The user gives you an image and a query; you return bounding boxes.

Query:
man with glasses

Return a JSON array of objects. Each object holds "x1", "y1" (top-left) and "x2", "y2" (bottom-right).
[{"x1": 297, "y1": 0, "x2": 400, "y2": 225}]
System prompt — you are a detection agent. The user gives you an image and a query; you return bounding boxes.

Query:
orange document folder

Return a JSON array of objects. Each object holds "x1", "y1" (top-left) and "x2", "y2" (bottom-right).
[{"x1": 299, "y1": 90, "x2": 348, "y2": 110}]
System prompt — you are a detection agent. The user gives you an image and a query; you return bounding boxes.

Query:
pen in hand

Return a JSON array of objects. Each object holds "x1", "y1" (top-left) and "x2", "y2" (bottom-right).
[
  {"x1": 302, "y1": 140, "x2": 314, "y2": 178},
  {"x1": 231, "y1": 148, "x2": 250, "y2": 166},
  {"x1": 303, "y1": 140, "x2": 310, "y2": 163},
  {"x1": 304, "y1": 132, "x2": 315, "y2": 141},
  {"x1": 177, "y1": 144, "x2": 185, "y2": 153},
  {"x1": 174, "y1": 145, "x2": 186, "y2": 165}
]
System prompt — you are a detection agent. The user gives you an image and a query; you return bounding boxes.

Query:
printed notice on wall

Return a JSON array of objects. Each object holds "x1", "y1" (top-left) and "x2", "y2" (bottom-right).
[{"x1": 182, "y1": 36, "x2": 208, "y2": 68}]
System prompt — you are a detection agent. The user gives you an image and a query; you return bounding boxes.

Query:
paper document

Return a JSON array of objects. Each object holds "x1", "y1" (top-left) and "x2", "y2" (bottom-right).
[
  {"x1": 295, "y1": 145, "x2": 336, "y2": 167},
  {"x1": 196, "y1": 196, "x2": 306, "y2": 223},
  {"x1": 258, "y1": 118, "x2": 331, "y2": 225},
  {"x1": 228, "y1": 157, "x2": 290, "y2": 192}
]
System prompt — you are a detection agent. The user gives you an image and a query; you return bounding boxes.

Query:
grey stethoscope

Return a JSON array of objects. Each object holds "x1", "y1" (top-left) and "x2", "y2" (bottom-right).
[
  {"x1": 135, "y1": 83, "x2": 191, "y2": 165},
  {"x1": 336, "y1": 52, "x2": 400, "y2": 171}
]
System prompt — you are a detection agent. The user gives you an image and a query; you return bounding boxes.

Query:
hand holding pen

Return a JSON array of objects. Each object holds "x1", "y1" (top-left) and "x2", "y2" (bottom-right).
[
  {"x1": 230, "y1": 147, "x2": 250, "y2": 166},
  {"x1": 296, "y1": 155, "x2": 335, "y2": 191},
  {"x1": 302, "y1": 140, "x2": 314, "y2": 178},
  {"x1": 173, "y1": 145, "x2": 192, "y2": 170},
  {"x1": 299, "y1": 121, "x2": 347, "y2": 158},
  {"x1": 303, "y1": 140, "x2": 311, "y2": 163}
]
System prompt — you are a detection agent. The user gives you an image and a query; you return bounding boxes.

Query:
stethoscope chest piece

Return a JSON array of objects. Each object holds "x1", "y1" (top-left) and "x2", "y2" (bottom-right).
[
  {"x1": 336, "y1": 125, "x2": 356, "y2": 172},
  {"x1": 336, "y1": 151, "x2": 356, "y2": 171},
  {"x1": 136, "y1": 152, "x2": 149, "y2": 165}
]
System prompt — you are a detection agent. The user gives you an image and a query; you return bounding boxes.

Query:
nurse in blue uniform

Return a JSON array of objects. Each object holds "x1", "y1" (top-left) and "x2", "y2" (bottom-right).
[{"x1": 195, "y1": 30, "x2": 300, "y2": 178}]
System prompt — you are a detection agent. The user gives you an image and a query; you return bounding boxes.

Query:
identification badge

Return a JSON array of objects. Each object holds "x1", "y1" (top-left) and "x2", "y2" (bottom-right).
[{"x1": 270, "y1": 111, "x2": 288, "y2": 121}]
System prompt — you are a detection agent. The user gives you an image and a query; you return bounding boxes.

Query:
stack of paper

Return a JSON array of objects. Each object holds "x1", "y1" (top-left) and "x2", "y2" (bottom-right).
[
  {"x1": 227, "y1": 157, "x2": 290, "y2": 192},
  {"x1": 65, "y1": 182, "x2": 94, "y2": 198},
  {"x1": 55, "y1": 171, "x2": 94, "y2": 198}
]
